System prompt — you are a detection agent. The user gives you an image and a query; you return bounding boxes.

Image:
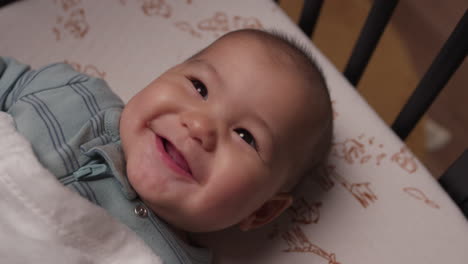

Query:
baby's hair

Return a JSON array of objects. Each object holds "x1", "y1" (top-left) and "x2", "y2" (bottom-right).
[{"x1": 265, "y1": 29, "x2": 327, "y2": 90}]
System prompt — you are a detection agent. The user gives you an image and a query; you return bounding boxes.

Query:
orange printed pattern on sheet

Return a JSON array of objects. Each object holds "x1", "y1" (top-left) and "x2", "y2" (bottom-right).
[
  {"x1": 282, "y1": 225, "x2": 341, "y2": 264},
  {"x1": 346, "y1": 182, "x2": 377, "y2": 208},
  {"x1": 232, "y1": 15, "x2": 263, "y2": 31},
  {"x1": 375, "y1": 153, "x2": 387, "y2": 165},
  {"x1": 52, "y1": 0, "x2": 89, "y2": 41},
  {"x1": 332, "y1": 138, "x2": 367, "y2": 165},
  {"x1": 328, "y1": 165, "x2": 378, "y2": 208},
  {"x1": 176, "y1": 12, "x2": 263, "y2": 38},
  {"x1": 119, "y1": 0, "x2": 172, "y2": 19},
  {"x1": 332, "y1": 133, "x2": 419, "y2": 174},
  {"x1": 174, "y1": 21, "x2": 202, "y2": 38},
  {"x1": 288, "y1": 197, "x2": 322, "y2": 224},
  {"x1": 53, "y1": 0, "x2": 81, "y2": 12},
  {"x1": 64, "y1": 60, "x2": 106, "y2": 79},
  {"x1": 198, "y1": 12, "x2": 263, "y2": 36},
  {"x1": 63, "y1": 9, "x2": 89, "y2": 38},
  {"x1": 391, "y1": 147, "x2": 418, "y2": 174},
  {"x1": 197, "y1": 12, "x2": 230, "y2": 34},
  {"x1": 141, "y1": 0, "x2": 171, "y2": 18},
  {"x1": 403, "y1": 187, "x2": 440, "y2": 209},
  {"x1": 314, "y1": 170, "x2": 335, "y2": 191}
]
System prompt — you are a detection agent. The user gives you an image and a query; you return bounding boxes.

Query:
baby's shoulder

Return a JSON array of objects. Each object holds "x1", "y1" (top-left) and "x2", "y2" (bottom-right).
[{"x1": 6, "y1": 60, "x2": 124, "y2": 112}]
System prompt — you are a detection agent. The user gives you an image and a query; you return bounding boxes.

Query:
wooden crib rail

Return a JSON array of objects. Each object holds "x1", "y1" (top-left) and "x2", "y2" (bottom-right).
[
  {"x1": 343, "y1": 0, "x2": 399, "y2": 87},
  {"x1": 0, "y1": 0, "x2": 18, "y2": 8},
  {"x1": 291, "y1": 0, "x2": 468, "y2": 216},
  {"x1": 392, "y1": 9, "x2": 468, "y2": 140},
  {"x1": 439, "y1": 150, "x2": 468, "y2": 218},
  {"x1": 293, "y1": 0, "x2": 466, "y2": 142},
  {"x1": 298, "y1": 0, "x2": 324, "y2": 38}
]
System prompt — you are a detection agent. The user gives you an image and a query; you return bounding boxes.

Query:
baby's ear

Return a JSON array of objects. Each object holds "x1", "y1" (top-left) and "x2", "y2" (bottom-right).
[{"x1": 238, "y1": 193, "x2": 292, "y2": 231}]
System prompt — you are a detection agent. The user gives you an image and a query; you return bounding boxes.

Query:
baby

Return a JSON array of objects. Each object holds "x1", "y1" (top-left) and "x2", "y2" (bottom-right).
[{"x1": 0, "y1": 29, "x2": 332, "y2": 263}]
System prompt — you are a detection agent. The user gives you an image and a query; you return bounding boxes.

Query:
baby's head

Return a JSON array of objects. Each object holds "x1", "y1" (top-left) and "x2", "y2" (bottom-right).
[{"x1": 120, "y1": 29, "x2": 333, "y2": 233}]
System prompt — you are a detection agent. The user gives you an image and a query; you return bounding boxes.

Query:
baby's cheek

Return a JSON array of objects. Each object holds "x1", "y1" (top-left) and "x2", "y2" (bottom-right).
[
  {"x1": 222, "y1": 176, "x2": 267, "y2": 213},
  {"x1": 126, "y1": 139, "x2": 160, "y2": 192}
]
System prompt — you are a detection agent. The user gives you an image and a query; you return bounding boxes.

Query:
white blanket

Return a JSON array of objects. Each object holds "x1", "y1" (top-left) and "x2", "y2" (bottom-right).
[{"x1": 0, "y1": 112, "x2": 162, "y2": 264}]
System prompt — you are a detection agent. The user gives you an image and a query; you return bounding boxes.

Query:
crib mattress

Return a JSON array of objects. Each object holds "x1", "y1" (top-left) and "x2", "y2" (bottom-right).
[{"x1": 1, "y1": 0, "x2": 467, "y2": 263}]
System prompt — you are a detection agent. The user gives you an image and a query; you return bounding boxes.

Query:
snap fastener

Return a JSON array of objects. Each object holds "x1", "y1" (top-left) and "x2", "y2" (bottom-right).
[{"x1": 134, "y1": 205, "x2": 148, "y2": 218}]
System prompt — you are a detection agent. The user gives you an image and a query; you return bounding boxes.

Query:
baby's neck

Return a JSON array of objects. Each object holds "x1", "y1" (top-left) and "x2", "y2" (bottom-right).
[
  {"x1": 168, "y1": 224, "x2": 204, "y2": 248},
  {"x1": 171, "y1": 226, "x2": 190, "y2": 243}
]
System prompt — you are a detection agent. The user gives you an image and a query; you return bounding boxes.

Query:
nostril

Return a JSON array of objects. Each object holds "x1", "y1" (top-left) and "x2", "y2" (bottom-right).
[
  {"x1": 193, "y1": 137, "x2": 203, "y2": 146},
  {"x1": 190, "y1": 132, "x2": 215, "y2": 151}
]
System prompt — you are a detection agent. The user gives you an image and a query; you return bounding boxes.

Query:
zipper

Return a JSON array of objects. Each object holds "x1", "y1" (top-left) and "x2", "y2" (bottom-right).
[
  {"x1": 59, "y1": 161, "x2": 109, "y2": 185},
  {"x1": 73, "y1": 163, "x2": 108, "y2": 181}
]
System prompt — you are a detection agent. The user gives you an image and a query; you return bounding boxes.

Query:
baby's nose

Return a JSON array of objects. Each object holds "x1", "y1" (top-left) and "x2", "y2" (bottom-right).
[{"x1": 180, "y1": 111, "x2": 217, "y2": 151}]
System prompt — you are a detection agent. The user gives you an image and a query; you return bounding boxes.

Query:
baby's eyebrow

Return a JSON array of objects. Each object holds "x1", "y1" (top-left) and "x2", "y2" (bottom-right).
[{"x1": 189, "y1": 59, "x2": 219, "y2": 79}]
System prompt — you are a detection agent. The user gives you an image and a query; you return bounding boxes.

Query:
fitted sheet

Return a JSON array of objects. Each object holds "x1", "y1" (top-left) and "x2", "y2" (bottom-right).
[{"x1": 1, "y1": 0, "x2": 467, "y2": 263}]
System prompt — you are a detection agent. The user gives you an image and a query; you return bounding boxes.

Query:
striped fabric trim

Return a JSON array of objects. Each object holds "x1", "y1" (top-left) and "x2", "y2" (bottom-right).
[
  {"x1": 12, "y1": 63, "x2": 63, "y2": 103},
  {"x1": 59, "y1": 172, "x2": 101, "y2": 206},
  {"x1": 11, "y1": 71, "x2": 31, "y2": 103},
  {"x1": 69, "y1": 183, "x2": 86, "y2": 197},
  {"x1": 20, "y1": 94, "x2": 79, "y2": 173},
  {"x1": 82, "y1": 181, "x2": 100, "y2": 206},
  {"x1": 30, "y1": 94, "x2": 80, "y2": 170},
  {"x1": 69, "y1": 77, "x2": 107, "y2": 145},
  {"x1": 67, "y1": 73, "x2": 88, "y2": 85},
  {"x1": 71, "y1": 182, "x2": 96, "y2": 204},
  {"x1": 76, "y1": 81, "x2": 101, "y2": 113},
  {"x1": 70, "y1": 182, "x2": 100, "y2": 205},
  {"x1": 58, "y1": 174, "x2": 75, "y2": 185},
  {"x1": 91, "y1": 114, "x2": 108, "y2": 145}
]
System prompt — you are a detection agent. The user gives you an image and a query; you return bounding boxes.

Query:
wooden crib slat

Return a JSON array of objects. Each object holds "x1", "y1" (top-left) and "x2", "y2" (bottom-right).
[
  {"x1": 344, "y1": 0, "x2": 398, "y2": 87},
  {"x1": 391, "y1": 10, "x2": 468, "y2": 140},
  {"x1": 298, "y1": 0, "x2": 324, "y2": 38},
  {"x1": 343, "y1": 0, "x2": 399, "y2": 86},
  {"x1": 439, "y1": 149, "x2": 468, "y2": 219},
  {"x1": 0, "y1": 0, "x2": 19, "y2": 8}
]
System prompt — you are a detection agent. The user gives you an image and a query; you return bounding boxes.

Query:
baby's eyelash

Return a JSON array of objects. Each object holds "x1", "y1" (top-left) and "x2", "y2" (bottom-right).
[
  {"x1": 189, "y1": 78, "x2": 208, "y2": 99},
  {"x1": 234, "y1": 128, "x2": 258, "y2": 151}
]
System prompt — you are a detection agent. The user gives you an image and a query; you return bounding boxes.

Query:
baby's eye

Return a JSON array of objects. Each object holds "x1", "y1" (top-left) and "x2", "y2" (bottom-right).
[
  {"x1": 234, "y1": 128, "x2": 257, "y2": 150},
  {"x1": 190, "y1": 78, "x2": 208, "y2": 99}
]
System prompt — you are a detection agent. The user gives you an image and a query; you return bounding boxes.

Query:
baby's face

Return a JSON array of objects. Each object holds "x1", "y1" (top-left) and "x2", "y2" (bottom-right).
[{"x1": 120, "y1": 35, "x2": 318, "y2": 232}]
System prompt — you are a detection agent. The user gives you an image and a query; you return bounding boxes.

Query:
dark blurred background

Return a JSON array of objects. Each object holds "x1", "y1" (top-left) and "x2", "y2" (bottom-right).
[{"x1": 280, "y1": 0, "x2": 467, "y2": 178}]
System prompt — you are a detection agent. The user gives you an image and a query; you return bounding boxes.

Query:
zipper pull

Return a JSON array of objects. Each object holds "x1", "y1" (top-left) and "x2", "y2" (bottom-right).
[{"x1": 73, "y1": 163, "x2": 108, "y2": 181}]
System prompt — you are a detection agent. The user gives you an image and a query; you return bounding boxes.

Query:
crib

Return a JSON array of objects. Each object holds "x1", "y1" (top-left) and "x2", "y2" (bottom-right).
[
  {"x1": 292, "y1": 0, "x2": 468, "y2": 215},
  {"x1": 0, "y1": 0, "x2": 467, "y2": 263}
]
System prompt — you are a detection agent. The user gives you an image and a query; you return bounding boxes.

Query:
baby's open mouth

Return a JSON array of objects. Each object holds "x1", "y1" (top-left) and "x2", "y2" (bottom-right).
[{"x1": 161, "y1": 137, "x2": 192, "y2": 175}]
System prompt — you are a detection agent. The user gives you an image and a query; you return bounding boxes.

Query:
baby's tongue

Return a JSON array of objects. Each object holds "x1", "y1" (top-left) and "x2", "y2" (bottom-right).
[{"x1": 166, "y1": 141, "x2": 190, "y2": 173}]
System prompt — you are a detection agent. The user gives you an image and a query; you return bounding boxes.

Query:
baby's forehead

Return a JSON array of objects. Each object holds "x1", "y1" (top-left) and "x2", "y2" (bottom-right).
[{"x1": 196, "y1": 32, "x2": 284, "y2": 62}]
